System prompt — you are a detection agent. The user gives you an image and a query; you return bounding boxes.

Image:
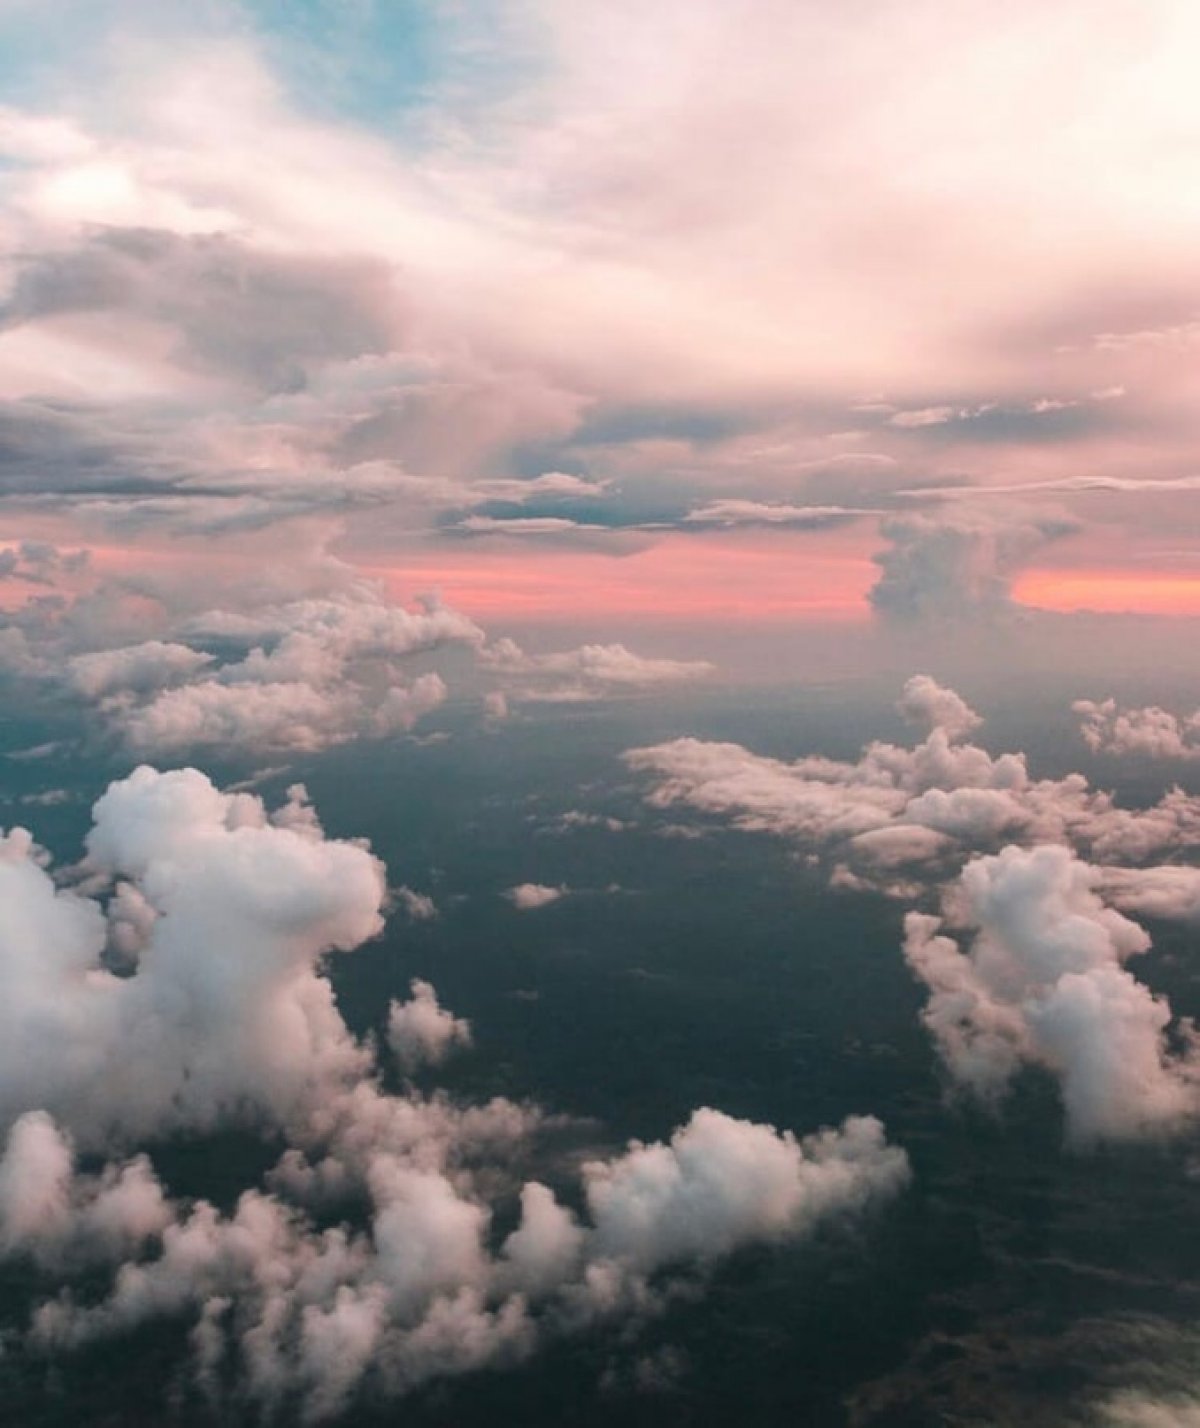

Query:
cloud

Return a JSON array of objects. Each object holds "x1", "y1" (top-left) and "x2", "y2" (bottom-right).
[
  {"x1": 119, "y1": 668, "x2": 451, "y2": 756},
  {"x1": 393, "y1": 886, "x2": 438, "y2": 921},
  {"x1": 0, "y1": 540, "x2": 89, "y2": 586},
  {"x1": 0, "y1": 1111, "x2": 170, "y2": 1270},
  {"x1": 481, "y1": 638, "x2": 713, "y2": 703},
  {"x1": 1100, "y1": 1392, "x2": 1200, "y2": 1426},
  {"x1": 0, "y1": 768, "x2": 908, "y2": 1415},
  {"x1": 65, "y1": 639, "x2": 215, "y2": 698},
  {"x1": 0, "y1": 765, "x2": 387, "y2": 1144},
  {"x1": 901, "y1": 474, "x2": 1200, "y2": 500},
  {"x1": 682, "y1": 501, "x2": 868, "y2": 529},
  {"x1": 1076, "y1": 698, "x2": 1200, "y2": 760},
  {"x1": 456, "y1": 515, "x2": 606, "y2": 537},
  {"x1": 624, "y1": 676, "x2": 1200, "y2": 889},
  {"x1": 904, "y1": 844, "x2": 1200, "y2": 1144},
  {"x1": 387, "y1": 980, "x2": 473, "y2": 1073},
  {"x1": 868, "y1": 512, "x2": 1078, "y2": 621},
  {"x1": 0, "y1": 521, "x2": 726, "y2": 757},
  {"x1": 896, "y1": 673, "x2": 984, "y2": 742},
  {"x1": 1097, "y1": 865, "x2": 1200, "y2": 925},
  {"x1": 505, "y1": 883, "x2": 568, "y2": 910},
  {"x1": 582, "y1": 1109, "x2": 909, "y2": 1270},
  {"x1": 0, "y1": 226, "x2": 402, "y2": 395},
  {"x1": 13, "y1": 564, "x2": 482, "y2": 754}
]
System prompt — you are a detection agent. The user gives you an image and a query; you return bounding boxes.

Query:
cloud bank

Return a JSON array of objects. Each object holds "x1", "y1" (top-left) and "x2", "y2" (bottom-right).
[{"x1": 0, "y1": 769, "x2": 909, "y2": 1418}]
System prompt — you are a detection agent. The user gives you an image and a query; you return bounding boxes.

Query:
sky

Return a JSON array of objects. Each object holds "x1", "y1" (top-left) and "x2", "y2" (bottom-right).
[
  {"x1": 3, "y1": 0, "x2": 1200, "y2": 639},
  {"x1": 4, "y1": 3, "x2": 1200, "y2": 1425}
]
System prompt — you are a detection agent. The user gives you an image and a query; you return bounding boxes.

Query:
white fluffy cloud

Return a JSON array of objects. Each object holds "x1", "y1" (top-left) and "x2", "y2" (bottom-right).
[
  {"x1": 0, "y1": 765, "x2": 386, "y2": 1143},
  {"x1": 0, "y1": 770, "x2": 908, "y2": 1417},
  {"x1": 904, "y1": 844, "x2": 1200, "y2": 1143}
]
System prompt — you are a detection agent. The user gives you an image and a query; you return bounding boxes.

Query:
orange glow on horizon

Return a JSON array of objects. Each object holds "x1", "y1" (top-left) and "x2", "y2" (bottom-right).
[
  {"x1": 366, "y1": 532, "x2": 878, "y2": 623},
  {"x1": 18, "y1": 530, "x2": 1200, "y2": 625},
  {"x1": 1015, "y1": 569, "x2": 1200, "y2": 616}
]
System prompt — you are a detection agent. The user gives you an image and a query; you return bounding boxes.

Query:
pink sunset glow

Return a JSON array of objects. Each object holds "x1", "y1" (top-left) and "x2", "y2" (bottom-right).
[{"x1": 372, "y1": 531, "x2": 878, "y2": 623}]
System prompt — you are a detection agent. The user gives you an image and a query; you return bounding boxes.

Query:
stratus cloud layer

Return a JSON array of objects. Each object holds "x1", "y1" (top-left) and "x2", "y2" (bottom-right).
[
  {"x1": 2, "y1": 2, "x2": 1200, "y2": 618},
  {"x1": 0, "y1": 770, "x2": 909, "y2": 1417},
  {"x1": 627, "y1": 678, "x2": 1200, "y2": 1142}
]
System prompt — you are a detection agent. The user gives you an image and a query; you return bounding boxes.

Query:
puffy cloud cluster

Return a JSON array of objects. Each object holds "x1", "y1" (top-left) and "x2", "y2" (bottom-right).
[
  {"x1": 0, "y1": 765, "x2": 386, "y2": 1142},
  {"x1": 66, "y1": 639, "x2": 216, "y2": 699},
  {"x1": 0, "y1": 769, "x2": 909, "y2": 1417},
  {"x1": 625, "y1": 676, "x2": 1200, "y2": 891},
  {"x1": 1076, "y1": 698, "x2": 1200, "y2": 760},
  {"x1": 0, "y1": 530, "x2": 722, "y2": 755},
  {"x1": 628, "y1": 675, "x2": 1200, "y2": 1143},
  {"x1": 0, "y1": 1112, "x2": 170, "y2": 1270},
  {"x1": 904, "y1": 845, "x2": 1200, "y2": 1143},
  {"x1": 20, "y1": 1103, "x2": 907, "y2": 1421},
  {"x1": 0, "y1": 534, "x2": 482, "y2": 755},
  {"x1": 102, "y1": 591, "x2": 477, "y2": 754}
]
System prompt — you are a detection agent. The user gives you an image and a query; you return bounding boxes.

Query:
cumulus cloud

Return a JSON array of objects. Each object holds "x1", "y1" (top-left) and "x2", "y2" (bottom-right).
[
  {"x1": 387, "y1": 981, "x2": 473, "y2": 1073},
  {"x1": 0, "y1": 1111, "x2": 170, "y2": 1270},
  {"x1": 624, "y1": 676, "x2": 1200, "y2": 890},
  {"x1": 0, "y1": 530, "x2": 722, "y2": 757},
  {"x1": 65, "y1": 639, "x2": 215, "y2": 698},
  {"x1": 1076, "y1": 698, "x2": 1200, "y2": 760},
  {"x1": 868, "y1": 512, "x2": 1077, "y2": 621},
  {"x1": 904, "y1": 844, "x2": 1200, "y2": 1144},
  {"x1": 0, "y1": 770, "x2": 908, "y2": 1417},
  {"x1": 1097, "y1": 864, "x2": 1200, "y2": 925},
  {"x1": 896, "y1": 674, "x2": 984, "y2": 742},
  {"x1": 505, "y1": 883, "x2": 568, "y2": 910},
  {"x1": 9, "y1": 561, "x2": 481, "y2": 755},
  {"x1": 582, "y1": 1110, "x2": 908, "y2": 1269},
  {"x1": 0, "y1": 765, "x2": 387, "y2": 1143}
]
